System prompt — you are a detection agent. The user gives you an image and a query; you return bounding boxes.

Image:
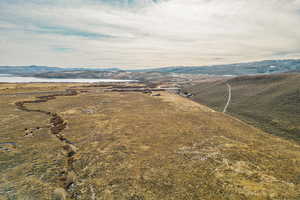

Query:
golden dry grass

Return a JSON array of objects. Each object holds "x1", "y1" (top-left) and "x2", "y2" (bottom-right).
[{"x1": 0, "y1": 83, "x2": 299, "y2": 200}]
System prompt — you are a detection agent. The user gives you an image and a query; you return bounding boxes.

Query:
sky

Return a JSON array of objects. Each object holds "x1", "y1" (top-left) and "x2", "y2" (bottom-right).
[{"x1": 0, "y1": 0, "x2": 300, "y2": 69}]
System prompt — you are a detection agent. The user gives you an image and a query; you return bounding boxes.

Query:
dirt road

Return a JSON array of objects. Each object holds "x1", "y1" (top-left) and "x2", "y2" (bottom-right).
[{"x1": 223, "y1": 83, "x2": 231, "y2": 113}]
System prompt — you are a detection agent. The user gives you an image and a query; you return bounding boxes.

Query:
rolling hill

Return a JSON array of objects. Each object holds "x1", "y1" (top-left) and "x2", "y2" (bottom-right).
[{"x1": 182, "y1": 73, "x2": 300, "y2": 142}]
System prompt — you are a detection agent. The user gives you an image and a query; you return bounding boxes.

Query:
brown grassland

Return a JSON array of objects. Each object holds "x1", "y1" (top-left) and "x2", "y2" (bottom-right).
[{"x1": 0, "y1": 83, "x2": 300, "y2": 200}]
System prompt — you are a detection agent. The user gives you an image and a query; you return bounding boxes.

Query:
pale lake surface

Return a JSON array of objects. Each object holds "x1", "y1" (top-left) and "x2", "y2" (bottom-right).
[{"x1": 0, "y1": 75, "x2": 135, "y2": 83}]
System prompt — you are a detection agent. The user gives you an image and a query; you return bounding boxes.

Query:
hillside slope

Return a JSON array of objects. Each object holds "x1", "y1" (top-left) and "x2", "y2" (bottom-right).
[
  {"x1": 183, "y1": 73, "x2": 300, "y2": 142},
  {"x1": 0, "y1": 83, "x2": 300, "y2": 199}
]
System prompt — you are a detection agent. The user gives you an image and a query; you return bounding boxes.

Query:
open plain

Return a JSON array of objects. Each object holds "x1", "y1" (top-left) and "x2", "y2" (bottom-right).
[{"x1": 0, "y1": 83, "x2": 300, "y2": 200}]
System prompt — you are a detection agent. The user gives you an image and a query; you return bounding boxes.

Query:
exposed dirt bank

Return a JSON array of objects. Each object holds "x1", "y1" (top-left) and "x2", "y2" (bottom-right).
[{"x1": 15, "y1": 88, "x2": 79, "y2": 199}]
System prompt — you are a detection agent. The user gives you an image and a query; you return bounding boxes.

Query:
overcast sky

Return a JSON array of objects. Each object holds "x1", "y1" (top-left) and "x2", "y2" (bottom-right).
[{"x1": 1, "y1": 0, "x2": 300, "y2": 68}]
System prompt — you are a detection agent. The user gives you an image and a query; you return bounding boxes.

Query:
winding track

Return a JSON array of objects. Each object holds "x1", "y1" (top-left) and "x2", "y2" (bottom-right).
[{"x1": 223, "y1": 83, "x2": 231, "y2": 113}]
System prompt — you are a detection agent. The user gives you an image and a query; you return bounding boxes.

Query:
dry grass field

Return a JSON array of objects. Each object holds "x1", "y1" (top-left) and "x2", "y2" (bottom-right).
[{"x1": 0, "y1": 83, "x2": 300, "y2": 200}]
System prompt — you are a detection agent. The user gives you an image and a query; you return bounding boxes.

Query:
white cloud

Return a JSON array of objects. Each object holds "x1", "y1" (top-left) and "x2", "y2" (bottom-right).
[{"x1": 0, "y1": 0, "x2": 300, "y2": 68}]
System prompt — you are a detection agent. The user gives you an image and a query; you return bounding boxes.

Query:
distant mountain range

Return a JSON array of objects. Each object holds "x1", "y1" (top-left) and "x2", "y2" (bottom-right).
[
  {"x1": 131, "y1": 59, "x2": 300, "y2": 75},
  {"x1": 0, "y1": 65, "x2": 121, "y2": 76},
  {"x1": 1, "y1": 59, "x2": 300, "y2": 78}
]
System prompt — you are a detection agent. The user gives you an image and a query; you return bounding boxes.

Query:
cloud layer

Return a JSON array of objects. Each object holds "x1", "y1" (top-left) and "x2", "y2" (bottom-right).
[{"x1": 1, "y1": 0, "x2": 300, "y2": 68}]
